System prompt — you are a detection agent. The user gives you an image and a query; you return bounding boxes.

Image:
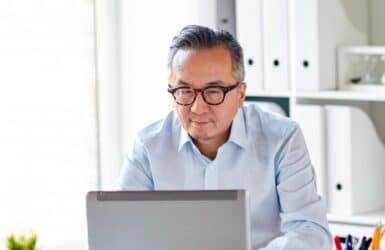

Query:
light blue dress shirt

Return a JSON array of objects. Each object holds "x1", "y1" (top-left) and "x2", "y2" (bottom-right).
[{"x1": 118, "y1": 104, "x2": 332, "y2": 250}]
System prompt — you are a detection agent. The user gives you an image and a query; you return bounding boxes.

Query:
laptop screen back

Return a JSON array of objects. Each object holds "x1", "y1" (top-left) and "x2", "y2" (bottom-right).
[{"x1": 86, "y1": 190, "x2": 251, "y2": 250}]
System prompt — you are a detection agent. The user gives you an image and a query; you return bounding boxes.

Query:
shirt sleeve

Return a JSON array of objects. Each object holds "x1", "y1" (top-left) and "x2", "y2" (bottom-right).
[
  {"x1": 117, "y1": 136, "x2": 154, "y2": 190},
  {"x1": 262, "y1": 123, "x2": 333, "y2": 250}
]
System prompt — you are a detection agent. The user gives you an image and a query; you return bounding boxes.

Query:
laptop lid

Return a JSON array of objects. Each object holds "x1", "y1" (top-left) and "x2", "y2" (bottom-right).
[{"x1": 86, "y1": 190, "x2": 251, "y2": 250}]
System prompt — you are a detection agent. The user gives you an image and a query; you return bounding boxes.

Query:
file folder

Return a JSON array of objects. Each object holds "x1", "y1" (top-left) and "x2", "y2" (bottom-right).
[
  {"x1": 290, "y1": 0, "x2": 319, "y2": 91},
  {"x1": 236, "y1": 0, "x2": 264, "y2": 95},
  {"x1": 290, "y1": 0, "x2": 368, "y2": 91},
  {"x1": 325, "y1": 105, "x2": 385, "y2": 215},
  {"x1": 261, "y1": 0, "x2": 289, "y2": 91},
  {"x1": 293, "y1": 105, "x2": 327, "y2": 204},
  {"x1": 216, "y1": 0, "x2": 236, "y2": 36}
]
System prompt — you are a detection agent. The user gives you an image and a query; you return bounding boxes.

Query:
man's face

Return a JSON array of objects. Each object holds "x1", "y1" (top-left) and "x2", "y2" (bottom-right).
[{"x1": 169, "y1": 46, "x2": 246, "y2": 147}]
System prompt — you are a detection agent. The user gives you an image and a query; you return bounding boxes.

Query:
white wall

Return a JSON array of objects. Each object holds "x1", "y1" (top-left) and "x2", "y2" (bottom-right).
[
  {"x1": 94, "y1": 0, "x2": 122, "y2": 189},
  {"x1": 0, "y1": 1, "x2": 97, "y2": 248}
]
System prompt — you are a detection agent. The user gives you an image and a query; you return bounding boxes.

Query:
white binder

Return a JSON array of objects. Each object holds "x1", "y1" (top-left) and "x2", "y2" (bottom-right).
[
  {"x1": 261, "y1": 0, "x2": 289, "y2": 91},
  {"x1": 293, "y1": 105, "x2": 327, "y2": 204},
  {"x1": 235, "y1": 0, "x2": 264, "y2": 95},
  {"x1": 325, "y1": 105, "x2": 385, "y2": 215},
  {"x1": 290, "y1": 0, "x2": 368, "y2": 91}
]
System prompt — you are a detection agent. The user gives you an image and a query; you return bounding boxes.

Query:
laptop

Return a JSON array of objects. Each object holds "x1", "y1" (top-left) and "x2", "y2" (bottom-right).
[{"x1": 86, "y1": 190, "x2": 251, "y2": 250}]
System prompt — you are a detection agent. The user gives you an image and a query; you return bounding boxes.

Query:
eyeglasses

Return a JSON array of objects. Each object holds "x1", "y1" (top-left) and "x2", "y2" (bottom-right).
[{"x1": 167, "y1": 82, "x2": 241, "y2": 106}]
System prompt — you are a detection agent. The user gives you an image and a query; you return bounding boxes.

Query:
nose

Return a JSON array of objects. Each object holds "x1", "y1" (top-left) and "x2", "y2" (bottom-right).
[{"x1": 190, "y1": 91, "x2": 209, "y2": 114}]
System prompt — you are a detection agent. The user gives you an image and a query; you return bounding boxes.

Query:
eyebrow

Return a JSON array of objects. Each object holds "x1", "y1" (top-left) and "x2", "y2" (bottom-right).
[{"x1": 176, "y1": 79, "x2": 226, "y2": 86}]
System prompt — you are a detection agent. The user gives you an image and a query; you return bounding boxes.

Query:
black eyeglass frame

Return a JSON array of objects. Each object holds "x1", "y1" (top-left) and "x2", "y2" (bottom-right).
[{"x1": 167, "y1": 81, "x2": 241, "y2": 106}]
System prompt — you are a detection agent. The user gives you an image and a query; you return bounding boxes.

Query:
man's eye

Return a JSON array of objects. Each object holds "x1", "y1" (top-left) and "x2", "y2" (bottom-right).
[
  {"x1": 205, "y1": 88, "x2": 222, "y2": 94},
  {"x1": 179, "y1": 89, "x2": 194, "y2": 95}
]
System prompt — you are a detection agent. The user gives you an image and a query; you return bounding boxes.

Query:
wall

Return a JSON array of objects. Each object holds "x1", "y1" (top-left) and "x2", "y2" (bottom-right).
[{"x1": 368, "y1": 0, "x2": 385, "y2": 45}]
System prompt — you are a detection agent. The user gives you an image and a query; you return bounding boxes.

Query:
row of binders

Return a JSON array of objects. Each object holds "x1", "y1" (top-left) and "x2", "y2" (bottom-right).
[
  {"x1": 334, "y1": 223, "x2": 385, "y2": 250},
  {"x1": 236, "y1": 0, "x2": 368, "y2": 93},
  {"x1": 293, "y1": 104, "x2": 385, "y2": 215}
]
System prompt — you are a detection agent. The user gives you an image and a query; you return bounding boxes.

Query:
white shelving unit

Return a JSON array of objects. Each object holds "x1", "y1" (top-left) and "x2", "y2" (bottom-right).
[
  {"x1": 248, "y1": 91, "x2": 291, "y2": 98},
  {"x1": 328, "y1": 210, "x2": 385, "y2": 227},
  {"x1": 296, "y1": 90, "x2": 385, "y2": 102},
  {"x1": 235, "y1": 0, "x2": 385, "y2": 239},
  {"x1": 298, "y1": 92, "x2": 385, "y2": 217}
]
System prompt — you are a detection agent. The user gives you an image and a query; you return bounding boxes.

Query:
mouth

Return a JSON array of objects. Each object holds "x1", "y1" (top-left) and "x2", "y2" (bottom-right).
[
  {"x1": 189, "y1": 119, "x2": 211, "y2": 127},
  {"x1": 192, "y1": 120, "x2": 209, "y2": 125}
]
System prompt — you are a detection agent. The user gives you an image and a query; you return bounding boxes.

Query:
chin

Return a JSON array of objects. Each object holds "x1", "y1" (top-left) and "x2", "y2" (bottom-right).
[{"x1": 189, "y1": 131, "x2": 212, "y2": 141}]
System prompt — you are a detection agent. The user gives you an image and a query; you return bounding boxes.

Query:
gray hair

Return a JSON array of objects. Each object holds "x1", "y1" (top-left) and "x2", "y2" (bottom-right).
[{"x1": 167, "y1": 25, "x2": 245, "y2": 82}]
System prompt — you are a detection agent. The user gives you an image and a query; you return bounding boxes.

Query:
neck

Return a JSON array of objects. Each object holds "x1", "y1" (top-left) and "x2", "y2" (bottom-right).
[
  {"x1": 193, "y1": 130, "x2": 231, "y2": 160},
  {"x1": 194, "y1": 141, "x2": 219, "y2": 160}
]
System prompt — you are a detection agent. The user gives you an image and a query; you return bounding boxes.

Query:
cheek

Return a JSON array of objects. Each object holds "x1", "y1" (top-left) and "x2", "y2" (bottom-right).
[
  {"x1": 216, "y1": 105, "x2": 239, "y2": 125},
  {"x1": 217, "y1": 111, "x2": 233, "y2": 125}
]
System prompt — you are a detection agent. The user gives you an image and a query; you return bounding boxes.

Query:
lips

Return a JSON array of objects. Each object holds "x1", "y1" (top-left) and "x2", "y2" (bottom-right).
[
  {"x1": 192, "y1": 120, "x2": 209, "y2": 125},
  {"x1": 190, "y1": 119, "x2": 210, "y2": 127}
]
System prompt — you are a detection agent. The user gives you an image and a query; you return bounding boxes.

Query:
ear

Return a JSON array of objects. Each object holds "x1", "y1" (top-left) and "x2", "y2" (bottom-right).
[{"x1": 237, "y1": 82, "x2": 247, "y2": 107}]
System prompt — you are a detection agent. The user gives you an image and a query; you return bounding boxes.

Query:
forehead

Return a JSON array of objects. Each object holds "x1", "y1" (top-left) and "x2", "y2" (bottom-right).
[{"x1": 170, "y1": 46, "x2": 234, "y2": 84}]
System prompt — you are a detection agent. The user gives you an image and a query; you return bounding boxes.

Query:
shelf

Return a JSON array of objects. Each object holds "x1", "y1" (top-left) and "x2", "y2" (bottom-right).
[
  {"x1": 295, "y1": 90, "x2": 385, "y2": 102},
  {"x1": 328, "y1": 209, "x2": 385, "y2": 227},
  {"x1": 339, "y1": 46, "x2": 385, "y2": 55},
  {"x1": 247, "y1": 91, "x2": 291, "y2": 98}
]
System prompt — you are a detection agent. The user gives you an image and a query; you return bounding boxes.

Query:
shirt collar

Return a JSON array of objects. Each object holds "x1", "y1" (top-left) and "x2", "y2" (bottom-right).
[
  {"x1": 177, "y1": 107, "x2": 248, "y2": 152},
  {"x1": 178, "y1": 123, "x2": 192, "y2": 152}
]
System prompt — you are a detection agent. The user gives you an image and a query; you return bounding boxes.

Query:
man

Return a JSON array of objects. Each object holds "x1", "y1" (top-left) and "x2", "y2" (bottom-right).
[{"x1": 118, "y1": 25, "x2": 332, "y2": 249}]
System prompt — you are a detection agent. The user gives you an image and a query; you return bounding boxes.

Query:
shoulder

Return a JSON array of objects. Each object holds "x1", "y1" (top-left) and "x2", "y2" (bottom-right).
[{"x1": 243, "y1": 103, "x2": 299, "y2": 139}]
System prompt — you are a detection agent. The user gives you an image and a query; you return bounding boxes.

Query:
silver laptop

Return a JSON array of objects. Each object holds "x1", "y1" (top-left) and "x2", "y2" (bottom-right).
[{"x1": 86, "y1": 190, "x2": 251, "y2": 250}]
